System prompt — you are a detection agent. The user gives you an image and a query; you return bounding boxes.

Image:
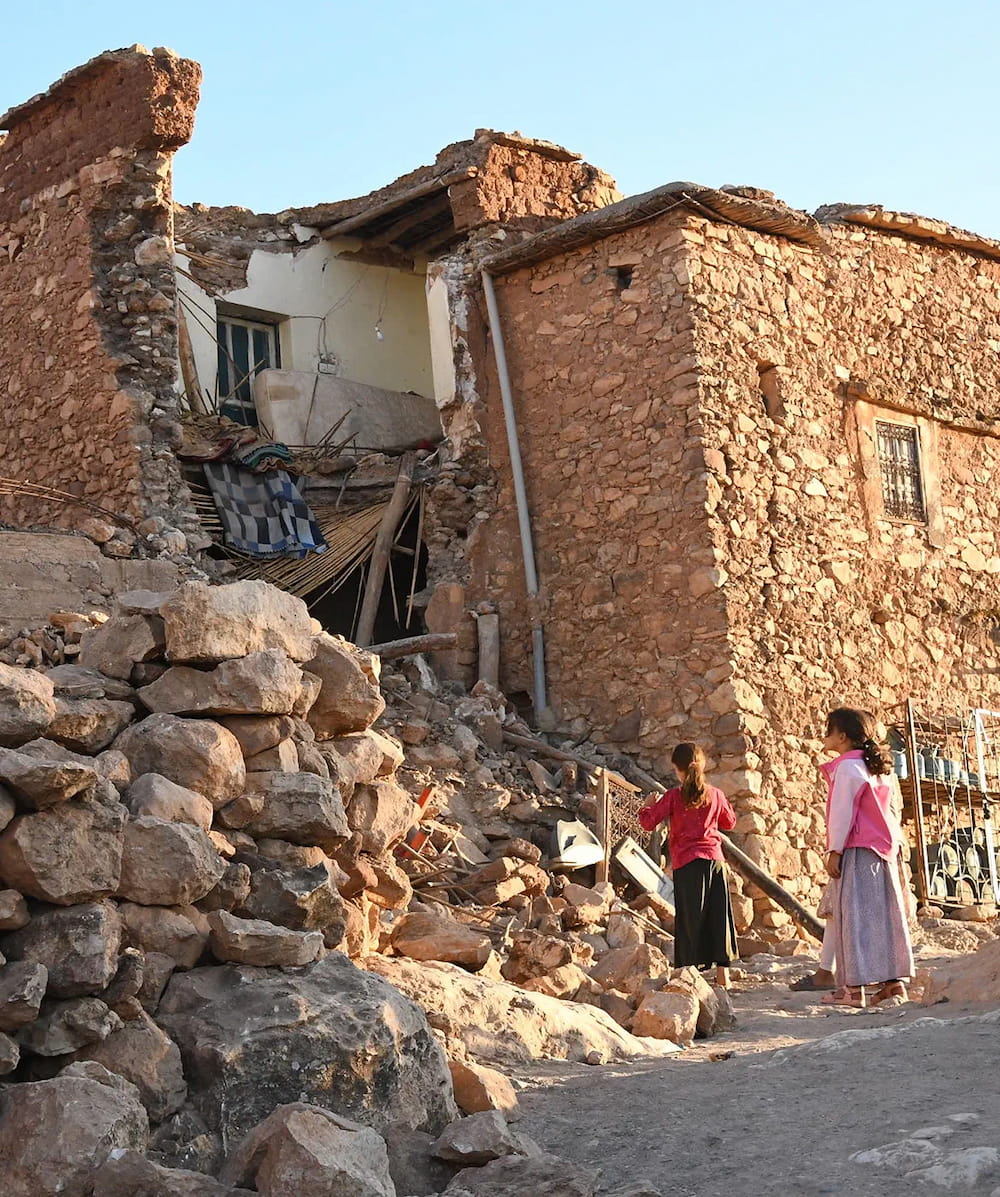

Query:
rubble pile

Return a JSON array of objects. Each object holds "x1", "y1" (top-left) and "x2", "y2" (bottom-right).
[{"x1": 0, "y1": 578, "x2": 735, "y2": 1195}]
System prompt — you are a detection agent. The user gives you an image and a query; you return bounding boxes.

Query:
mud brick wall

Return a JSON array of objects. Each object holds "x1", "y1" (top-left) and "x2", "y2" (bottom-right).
[
  {"x1": 685, "y1": 216, "x2": 1000, "y2": 915},
  {"x1": 0, "y1": 48, "x2": 204, "y2": 552}
]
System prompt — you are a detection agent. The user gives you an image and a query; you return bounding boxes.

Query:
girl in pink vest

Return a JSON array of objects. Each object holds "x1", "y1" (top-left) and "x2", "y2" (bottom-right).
[{"x1": 820, "y1": 707, "x2": 914, "y2": 1007}]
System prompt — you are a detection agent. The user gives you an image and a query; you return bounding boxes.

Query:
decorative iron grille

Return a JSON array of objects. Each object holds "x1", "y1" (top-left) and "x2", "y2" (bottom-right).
[
  {"x1": 876, "y1": 421, "x2": 926, "y2": 522},
  {"x1": 605, "y1": 772, "x2": 654, "y2": 854}
]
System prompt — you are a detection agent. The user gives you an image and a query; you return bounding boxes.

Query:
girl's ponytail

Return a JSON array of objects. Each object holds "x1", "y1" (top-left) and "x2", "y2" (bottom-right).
[
  {"x1": 826, "y1": 708, "x2": 893, "y2": 776},
  {"x1": 671, "y1": 742, "x2": 709, "y2": 808}
]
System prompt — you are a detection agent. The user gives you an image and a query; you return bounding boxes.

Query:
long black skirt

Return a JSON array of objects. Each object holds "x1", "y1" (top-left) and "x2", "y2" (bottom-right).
[{"x1": 673, "y1": 858, "x2": 738, "y2": 969}]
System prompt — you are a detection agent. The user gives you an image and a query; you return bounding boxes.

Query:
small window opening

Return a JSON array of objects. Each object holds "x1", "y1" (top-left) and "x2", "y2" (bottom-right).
[
  {"x1": 758, "y1": 364, "x2": 784, "y2": 419},
  {"x1": 216, "y1": 314, "x2": 281, "y2": 427},
  {"x1": 876, "y1": 421, "x2": 927, "y2": 523},
  {"x1": 612, "y1": 266, "x2": 633, "y2": 292}
]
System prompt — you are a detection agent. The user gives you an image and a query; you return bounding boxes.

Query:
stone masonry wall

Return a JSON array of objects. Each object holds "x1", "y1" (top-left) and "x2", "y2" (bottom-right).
[
  {"x1": 684, "y1": 215, "x2": 1000, "y2": 918},
  {"x1": 0, "y1": 48, "x2": 205, "y2": 558}
]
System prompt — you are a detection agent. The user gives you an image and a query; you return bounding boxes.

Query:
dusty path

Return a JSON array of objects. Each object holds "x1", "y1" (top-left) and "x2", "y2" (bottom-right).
[{"x1": 512, "y1": 956, "x2": 1000, "y2": 1196}]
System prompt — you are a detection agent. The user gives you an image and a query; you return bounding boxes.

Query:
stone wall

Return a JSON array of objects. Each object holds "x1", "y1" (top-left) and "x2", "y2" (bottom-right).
[{"x1": 0, "y1": 48, "x2": 205, "y2": 557}]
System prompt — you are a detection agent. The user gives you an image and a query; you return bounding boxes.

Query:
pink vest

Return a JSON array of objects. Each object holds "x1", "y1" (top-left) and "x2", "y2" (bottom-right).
[{"x1": 821, "y1": 750, "x2": 900, "y2": 860}]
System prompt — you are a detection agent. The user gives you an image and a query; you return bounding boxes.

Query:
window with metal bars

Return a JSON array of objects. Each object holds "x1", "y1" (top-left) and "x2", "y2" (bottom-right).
[
  {"x1": 216, "y1": 315, "x2": 281, "y2": 426},
  {"x1": 876, "y1": 420, "x2": 926, "y2": 522}
]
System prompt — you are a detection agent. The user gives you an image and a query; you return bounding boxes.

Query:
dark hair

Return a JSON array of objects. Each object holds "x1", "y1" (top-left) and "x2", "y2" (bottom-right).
[
  {"x1": 826, "y1": 707, "x2": 893, "y2": 775},
  {"x1": 671, "y1": 742, "x2": 709, "y2": 808}
]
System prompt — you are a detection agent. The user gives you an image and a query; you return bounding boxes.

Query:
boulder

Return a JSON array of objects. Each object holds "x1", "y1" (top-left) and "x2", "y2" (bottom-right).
[
  {"x1": 0, "y1": 746, "x2": 97, "y2": 809},
  {"x1": 102, "y1": 947, "x2": 146, "y2": 1013},
  {"x1": 630, "y1": 990, "x2": 699, "y2": 1045},
  {"x1": 392, "y1": 912, "x2": 493, "y2": 970},
  {"x1": 115, "y1": 714, "x2": 246, "y2": 807},
  {"x1": 47, "y1": 696, "x2": 135, "y2": 755},
  {"x1": 207, "y1": 910, "x2": 324, "y2": 967},
  {"x1": 78, "y1": 613, "x2": 165, "y2": 680},
  {"x1": 367, "y1": 854, "x2": 413, "y2": 910},
  {"x1": 159, "y1": 581, "x2": 316, "y2": 664},
  {"x1": 139, "y1": 952, "x2": 178, "y2": 1014},
  {"x1": 321, "y1": 729, "x2": 400, "y2": 786},
  {"x1": 242, "y1": 772, "x2": 349, "y2": 852},
  {"x1": 348, "y1": 779, "x2": 419, "y2": 854},
  {"x1": 0, "y1": 1063, "x2": 148, "y2": 1197},
  {"x1": 293, "y1": 740, "x2": 330, "y2": 779},
  {"x1": 198, "y1": 861, "x2": 253, "y2": 914},
  {"x1": 138, "y1": 651, "x2": 305, "y2": 717},
  {"x1": 218, "y1": 715, "x2": 296, "y2": 758},
  {"x1": 217, "y1": 791, "x2": 264, "y2": 829},
  {"x1": 119, "y1": 816, "x2": 226, "y2": 905},
  {"x1": 367, "y1": 957, "x2": 679, "y2": 1065},
  {"x1": 120, "y1": 902, "x2": 209, "y2": 970},
  {"x1": 0, "y1": 960, "x2": 47, "y2": 1030},
  {"x1": 19, "y1": 995, "x2": 122, "y2": 1056},
  {"x1": 240, "y1": 861, "x2": 346, "y2": 944},
  {"x1": 589, "y1": 943, "x2": 671, "y2": 999},
  {"x1": 221, "y1": 1102, "x2": 395, "y2": 1196},
  {"x1": 385, "y1": 1126, "x2": 460, "y2": 1197},
  {"x1": 157, "y1": 952, "x2": 457, "y2": 1143},
  {"x1": 0, "y1": 1030, "x2": 17, "y2": 1074},
  {"x1": 433, "y1": 1111, "x2": 533, "y2": 1165},
  {"x1": 72, "y1": 1009, "x2": 187, "y2": 1122},
  {"x1": 129, "y1": 772, "x2": 215, "y2": 830},
  {"x1": 560, "y1": 883, "x2": 612, "y2": 928},
  {"x1": 0, "y1": 786, "x2": 12, "y2": 832},
  {"x1": 293, "y1": 670, "x2": 322, "y2": 718},
  {"x1": 448, "y1": 1058, "x2": 520, "y2": 1119},
  {"x1": 44, "y1": 664, "x2": 136, "y2": 702},
  {"x1": 0, "y1": 797, "x2": 126, "y2": 904},
  {"x1": 0, "y1": 886, "x2": 29, "y2": 930},
  {"x1": 921, "y1": 937, "x2": 1000, "y2": 1005},
  {"x1": 305, "y1": 634, "x2": 385, "y2": 739},
  {"x1": 3, "y1": 900, "x2": 121, "y2": 996},
  {"x1": 502, "y1": 930, "x2": 573, "y2": 984},
  {"x1": 89, "y1": 1150, "x2": 253, "y2": 1196},
  {"x1": 244, "y1": 738, "x2": 299, "y2": 773},
  {"x1": 520, "y1": 963, "x2": 590, "y2": 1001},
  {"x1": 443, "y1": 1154, "x2": 599, "y2": 1196},
  {"x1": 0, "y1": 662, "x2": 56, "y2": 747}
]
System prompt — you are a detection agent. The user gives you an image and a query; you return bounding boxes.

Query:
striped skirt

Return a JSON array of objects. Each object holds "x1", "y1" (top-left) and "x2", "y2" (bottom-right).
[{"x1": 829, "y1": 847, "x2": 914, "y2": 987}]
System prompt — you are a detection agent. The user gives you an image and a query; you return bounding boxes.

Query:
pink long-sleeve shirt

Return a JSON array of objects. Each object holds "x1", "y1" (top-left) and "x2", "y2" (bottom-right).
[
  {"x1": 638, "y1": 785, "x2": 736, "y2": 871},
  {"x1": 821, "y1": 749, "x2": 902, "y2": 860}
]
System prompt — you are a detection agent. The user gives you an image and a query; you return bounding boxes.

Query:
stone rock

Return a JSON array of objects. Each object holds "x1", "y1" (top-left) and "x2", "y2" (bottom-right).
[
  {"x1": 0, "y1": 662, "x2": 56, "y2": 746},
  {"x1": 221, "y1": 1102, "x2": 395, "y2": 1196},
  {"x1": 0, "y1": 745, "x2": 97, "y2": 809},
  {"x1": 367, "y1": 957, "x2": 679, "y2": 1065},
  {"x1": 3, "y1": 900, "x2": 121, "y2": 996},
  {"x1": 0, "y1": 786, "x2": 12, "y2": 832},
  {"x1": 217, "y1": 791, "x2": 265, "y2": 829},
  {"x1": 89, "y1": 1150, "x2": 253, "y2": 1196},
  {"x1": 0, "y1": 1063, "x2": 149, "y2": 1196},
  {"x1": 119, "y1": 816, "x2": 226, "y2": 905},
  {"x1": 0, "y1": 960, "x2": 47, "y2": 1030},
  {"x1": 921, "y1": 937, "x2": 1000, "y2": 1005},
  {"x1": 120, "y1": 902, "x2": 209, "y2": 970},
  {"x1": 243, "y1": 772, "x2": 349, "y2": 851},
  {"x1": 0, "y1": 797, "x2": 126, "y2": 904},
  {"x1": 348, "y1": 778, "x2": 419, "y2": 854},
  {"x1": 501, "y1": 929, "x2": 573, "y2": 983},
  {"x1": 207, "y1": 910, "x2": 324, "y2": 967},
  {"x1": 102, "y1": 947, "x2": 146, "y2": 1012},
  {"x1": 630, "y1": 990, "x2": 699, "y2": 1045},
  {"x1": 433, "y1": 1111, "x2": 532, "y2": 1165},
  {"x1": 244, "y1": 738, "x2": 299, "y2": 772},
  {"x1": 139, "y1": 952, "x2": 178, "y2": 1014},
  {"x1": 19, "y1": 995, "x2": 122, "y2": 1055},
  {"x1": 448, "y1": 1058, "x2": 520, "y2": 1118},
  {"x1": 443, "y1": 1153, "x2": 598, "y2": 1196},
  {"x1": 78, "y1": 613, "x2": 165, "y2": 680},
  {"x1": 115, "y1": 714, "x2": 246, "y2": 808},
  {"x1": 0, "y1": 1030, "x2": 17, "y2": 1074},
  {"x1": 198, "y1": 861, "x2": 253, "y2": 913},
  {"x1": 520, "y1": 962, "x2": 589, "y2": 1000},
  {"x1": 385, "y1": 1126, "x2": 460, "y2": 1197},
  {"x1": 129, "y1": 772, "x2": 215, "y2": 830},
  {"x1": 560, "y1": 882, "x2": 612, "y2": 928},
  {"x1": 305, "y1": 634, "x2": 386, "y2": 739},
  {"x1": 368, "y1": 854, "x2": 413, "y2": 910},
  {"x1": 0, "y1": 886, "x2": 29, "y2": 930},
  {"x1": 72, "y1": 1009, "x2": 187, "y2": 1122},
  {"x1": 160, "y1": 581, "x2": 316, "y2": 664},
  {"x1": 157, "y1": 953, "x2": 457, "y2": 1143},
  {"x1": 218, "y1": 714, "x2": 297, "y2": 758},
  {"x1": 45, "y1": 663, "x2": 136, "y2": 701},
  {"x1": 589, "y1": 943, "x2": 671, "y2": 998},
  {"x1": 392, "y1": 912, "x2": 493, "y2": 969},
  {"x1": 293, "y1": 740, "x2": 330, "y2": 779},
  {"x1": 293, "y1": 670, "x2": 322, "y2": 718},
  {"x1": 321, "y1": 729, "x2": 400, "y2": 786},
  {"x1": 48, "y1": 696, "x2": 135, "y2": 755},
  {"x1": 240, "y1": 861, "x2": 346, "y2": 944},
  {"x1": 138, "y1": 651, "x2": 305, "y2": 717}
]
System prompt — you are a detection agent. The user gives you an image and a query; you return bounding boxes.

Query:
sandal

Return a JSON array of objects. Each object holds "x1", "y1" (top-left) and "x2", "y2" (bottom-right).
[
  {"x1": 789, "y1": 974, "x2": 836, "y2": 992},
  {"x1": 870, "y1": 981, "x2": 908, "y2": 1006},
  {"x1": 820, "y1": 986, "x2": 866, "y2": 1008}
]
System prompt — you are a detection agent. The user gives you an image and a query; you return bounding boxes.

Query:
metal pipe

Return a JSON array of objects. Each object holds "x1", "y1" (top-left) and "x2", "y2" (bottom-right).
[{"x1": 480, "y1": 269, "x2": 548, "y2": 715}]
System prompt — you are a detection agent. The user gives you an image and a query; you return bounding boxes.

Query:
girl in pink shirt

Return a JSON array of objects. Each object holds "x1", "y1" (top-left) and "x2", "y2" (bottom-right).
[
  {"x1": 819, "y1": 707, "x2": 914, "y2": 1008},
  {"x1": 639, "y1": 742, "x2": 738, "y2": 989}
]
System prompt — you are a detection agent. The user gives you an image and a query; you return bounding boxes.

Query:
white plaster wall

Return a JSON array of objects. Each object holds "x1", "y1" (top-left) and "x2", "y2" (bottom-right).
[{"x1": 174, "y1": 237, "x2": 433, "y2": 411}]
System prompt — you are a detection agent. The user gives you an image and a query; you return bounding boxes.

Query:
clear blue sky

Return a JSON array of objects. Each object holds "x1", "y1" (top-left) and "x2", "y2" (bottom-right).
[{"x1": 5, "y1": 1, "x2": 999, "y2": 236}]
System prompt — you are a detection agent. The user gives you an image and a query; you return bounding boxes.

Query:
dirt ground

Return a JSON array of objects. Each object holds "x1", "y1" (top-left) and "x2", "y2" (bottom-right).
[{"x1": 513, "y1": 945, "x2": 1000, "y2": 1197}]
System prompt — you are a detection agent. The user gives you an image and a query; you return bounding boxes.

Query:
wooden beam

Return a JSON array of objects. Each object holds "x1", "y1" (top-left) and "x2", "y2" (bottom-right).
[
  {"x1": 354, "y1": 452, "x2": 416, "y2": 646},
  {"x1": 476, "y1": 612, "x2": 500, "y2": 688},
  {"x1": 368, "y1": 632, "x2": 457, "y2": 660},
  {"x1": 407, "y1": 224, "x2": 463, "y2": 256},
  {"x1": 320, "y1": 168, "x2": 475, "y2": 240},
  {"x1": 370, "y1": 193, "x2": 454, "y2": 248}
]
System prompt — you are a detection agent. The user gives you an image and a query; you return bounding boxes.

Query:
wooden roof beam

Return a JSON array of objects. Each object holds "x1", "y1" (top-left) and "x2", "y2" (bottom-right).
[{"x1": 320, "y1": 167, "x2": 475, "y2": 240}]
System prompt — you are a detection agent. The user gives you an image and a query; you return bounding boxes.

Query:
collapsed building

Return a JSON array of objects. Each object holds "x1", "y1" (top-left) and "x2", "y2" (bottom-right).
[{"x1": 2, "y1": 45, "x2": 1000, "y2": 921}]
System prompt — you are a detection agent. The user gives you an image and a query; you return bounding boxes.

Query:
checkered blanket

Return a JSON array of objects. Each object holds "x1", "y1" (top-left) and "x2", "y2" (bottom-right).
[{"x1": 202, "y1": 462, "x2": 327, "y2": 558}]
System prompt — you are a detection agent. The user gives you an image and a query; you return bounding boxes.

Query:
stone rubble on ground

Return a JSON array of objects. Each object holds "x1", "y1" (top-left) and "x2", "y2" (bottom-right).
[{"x1": 0, "y1": 579, "x2": 739, "y2": 1194}]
